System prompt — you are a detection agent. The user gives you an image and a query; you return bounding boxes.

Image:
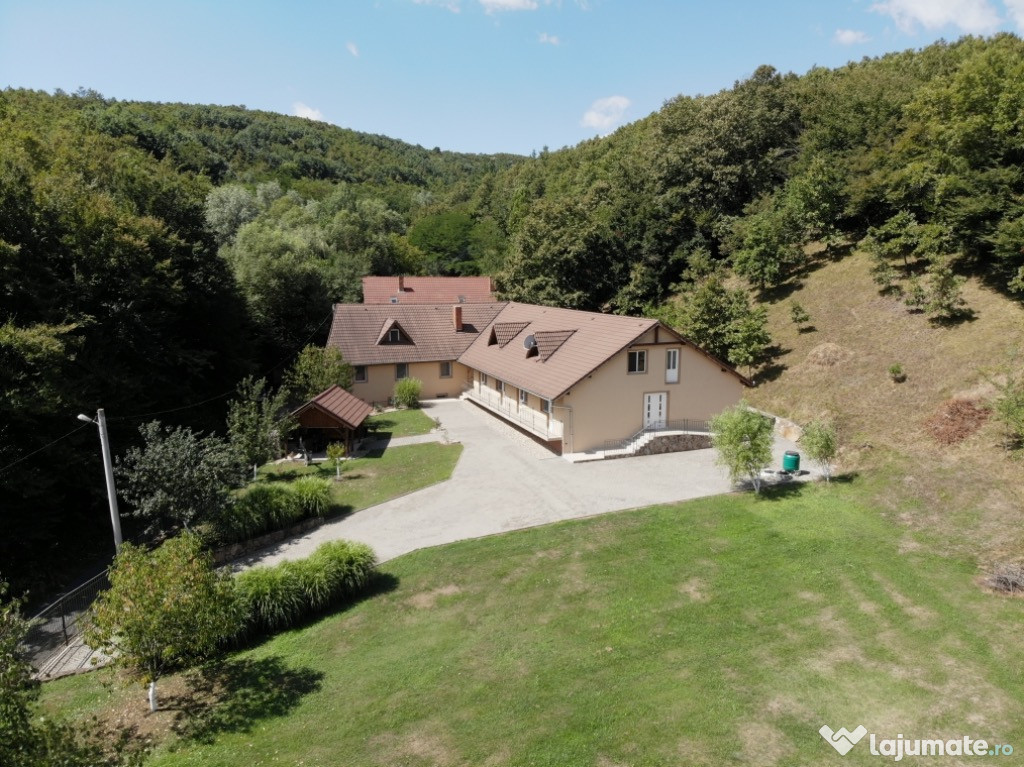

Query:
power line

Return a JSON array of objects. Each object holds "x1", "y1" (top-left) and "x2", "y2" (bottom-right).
[
  {"x1": 0, "y1": 423, "x2": 92, "y2": 477},
  {"x1": 0, "y1": 310, "x2": 335, "y2": 472},
  {"x1": 110, "y1": 310, "x2": 334, "y2": 423}
]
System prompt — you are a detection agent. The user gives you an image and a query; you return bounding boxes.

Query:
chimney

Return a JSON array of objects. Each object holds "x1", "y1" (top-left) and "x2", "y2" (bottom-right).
[
  {"x1": 398, "y1": 275, "x2": 405, "y2": 292},
  {"x1": 452, "y1": 305, "x2": 463, "y2": 332}
]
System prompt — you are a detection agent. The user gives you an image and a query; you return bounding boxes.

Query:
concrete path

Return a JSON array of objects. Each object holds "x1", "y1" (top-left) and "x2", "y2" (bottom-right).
[{"x1": 239, "y1": 399, "x2": 814, "y2": 568}]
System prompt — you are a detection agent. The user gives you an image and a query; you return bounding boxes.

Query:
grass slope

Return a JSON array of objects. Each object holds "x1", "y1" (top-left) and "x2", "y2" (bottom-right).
[
  {"x1": 42, "y1": 480, "x2": 1024, "y2": 766},
  {"x1": 747, "y1": 249, "x2": 1024, "y2": 562}
]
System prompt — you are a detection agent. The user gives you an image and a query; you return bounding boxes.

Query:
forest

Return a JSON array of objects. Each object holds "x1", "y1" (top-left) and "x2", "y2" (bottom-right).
[{"x1": 2, "y1": 33, "x2": 1023, "y2": 599}]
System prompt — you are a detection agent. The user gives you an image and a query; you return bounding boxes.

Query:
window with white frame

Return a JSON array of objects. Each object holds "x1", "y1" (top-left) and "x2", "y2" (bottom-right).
[
  {"x1": 541, "y1": 398, "x2": 551, "y2": 414},
  {"x1": 388, "y1": 327, "x2": 401, "y2": 343},
  {"x1": 627, "y1": 350, "x2": 647, "y2": 374},
  {"x1": 519, "y1": 388, "x2": 528, "y2": 405}
]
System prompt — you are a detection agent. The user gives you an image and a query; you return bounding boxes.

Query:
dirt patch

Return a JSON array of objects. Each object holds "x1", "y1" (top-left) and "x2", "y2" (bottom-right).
[
  {"x1": 372, "y1": 726, "x2": 458, "y2": 766},
  {"x1": 407, "y1": 584, "x2": 462, "y2": 609},
  {"x1": 677, "y1": 577, "x2": 709, "y2": 602},
  {"x1": 923, "y1": 398, "x2": 989, "y2": 445},
  {"x1": 806, "y1": 342, "x2": 853, "y2": 368},
  {"x1": 738, "y1": 721, "x2": 793, "y2": 765}
]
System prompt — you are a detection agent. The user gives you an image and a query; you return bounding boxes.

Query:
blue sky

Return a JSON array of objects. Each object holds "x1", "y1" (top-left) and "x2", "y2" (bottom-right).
[{"x1": 2, "y1": 0, "x2": 1023, "y2": 155}]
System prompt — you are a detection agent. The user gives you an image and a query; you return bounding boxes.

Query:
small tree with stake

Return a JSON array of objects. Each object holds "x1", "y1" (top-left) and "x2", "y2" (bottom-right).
[
  {"x1": 86, "y1": 533, "x2": 240, "y2": 712},
  {"x1": 710, "y1": 402, "x2": 775, "y2": 493},
  {"x1": 326, "y1": 442, "x2": 346, "y2": 480},
  {"x1": 801, "y1": 419, "x2": 839, "y2": 481}
]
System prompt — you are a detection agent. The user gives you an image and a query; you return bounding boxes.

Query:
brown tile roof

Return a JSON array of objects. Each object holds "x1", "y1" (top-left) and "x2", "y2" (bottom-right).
[
  {"x1": 362, "y1": 276, "x2": 495, "y2": 304},
  {"x1": 533, "y1": 329, "x2": 576, "y2": 362},
  {"x1": 491, "y1": 321, "x2": 531, "y2": 347},
  {"x1": 459, "y1": 303, "x2": 660, "y2": 400},
  {"x1": 292, "y1": 385, "x2": 373, "y2": 430},
  {"x1": 328, "y1": 303, "x2": 506, "y2": 365}
]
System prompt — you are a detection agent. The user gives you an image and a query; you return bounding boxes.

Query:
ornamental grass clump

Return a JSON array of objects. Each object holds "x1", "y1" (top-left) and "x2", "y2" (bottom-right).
[
  {"x1": 234, "y1": 540, "x2": 377, "y2": 638},
  {"x1": 290, "y1": 476, "x2": 331, "y2": 518}
]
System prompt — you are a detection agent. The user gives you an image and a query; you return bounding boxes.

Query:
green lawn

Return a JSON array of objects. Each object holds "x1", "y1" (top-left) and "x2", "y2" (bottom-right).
[
  {"x1": 365, "y1": 408, "x2": 437, "y2": 439},
  {"x1": 41, "y1": 479, "x2": 1024, "y2": 766},
  {"x1": 258, "y1": 442, "x2": 461, "y2": 515}
]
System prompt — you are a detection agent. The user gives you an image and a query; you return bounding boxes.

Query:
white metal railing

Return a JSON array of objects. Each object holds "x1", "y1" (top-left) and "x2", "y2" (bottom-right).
[{"x1": 465, "y1": 384, "x2": 563, "y2": 440}]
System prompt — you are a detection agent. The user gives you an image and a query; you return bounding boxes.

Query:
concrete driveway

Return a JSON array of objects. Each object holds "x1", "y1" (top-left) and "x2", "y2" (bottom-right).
[{"x1": 242, "y1": 399, "x2": 813, "y2": 567}]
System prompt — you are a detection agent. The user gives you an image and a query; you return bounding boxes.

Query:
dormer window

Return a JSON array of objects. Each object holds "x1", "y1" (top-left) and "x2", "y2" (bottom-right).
[{"x1": 377, "y1": 319, "x2": 411, "y2": 346}]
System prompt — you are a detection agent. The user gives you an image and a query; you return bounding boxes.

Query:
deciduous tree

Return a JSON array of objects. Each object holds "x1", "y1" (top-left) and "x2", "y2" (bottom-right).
[
  {"x1": 86, "y1": 534, "x2": 240, "y2": 712},
  {"x1": 116, "y1": 421, "x2": 242, "y2": 534}
]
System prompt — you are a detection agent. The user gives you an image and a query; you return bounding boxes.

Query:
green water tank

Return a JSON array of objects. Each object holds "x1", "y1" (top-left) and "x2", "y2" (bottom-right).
[{"x1": 783, "y1": 451, "x2": 800, "y2": 472}]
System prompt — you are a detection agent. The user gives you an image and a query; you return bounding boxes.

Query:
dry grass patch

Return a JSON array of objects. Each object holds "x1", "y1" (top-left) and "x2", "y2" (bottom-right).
[
  {"x1": 407, "y1": 584, "x2": 462, "y2": 609},
  {"x1": 749, "y1": 249, "x2": 1024, "y2": 561}
]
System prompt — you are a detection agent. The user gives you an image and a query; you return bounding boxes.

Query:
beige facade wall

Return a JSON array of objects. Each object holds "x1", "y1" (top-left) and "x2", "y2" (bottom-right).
[
  {"x1": 351, "y1": 360, "x2": 469, "y2": 406},
  {"x1": 561, "y1": 334, "x2": 745, "y2": 453}
]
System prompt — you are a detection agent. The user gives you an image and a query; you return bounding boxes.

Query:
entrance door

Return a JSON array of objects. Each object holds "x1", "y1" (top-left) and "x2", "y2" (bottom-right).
[{"x1": 643, "y1": 392, "x2": 667, "y2": 429}]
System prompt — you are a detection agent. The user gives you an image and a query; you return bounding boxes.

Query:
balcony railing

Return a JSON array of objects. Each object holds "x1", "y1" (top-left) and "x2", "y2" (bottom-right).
[{"x1": 465, "y1": 384, "x2": 563, "y2": 441}]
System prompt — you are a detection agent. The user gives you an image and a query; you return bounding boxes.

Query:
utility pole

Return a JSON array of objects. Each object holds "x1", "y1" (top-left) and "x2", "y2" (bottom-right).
[{"x1": 78, "y1": 408, "x2": 123, "y2": 553}]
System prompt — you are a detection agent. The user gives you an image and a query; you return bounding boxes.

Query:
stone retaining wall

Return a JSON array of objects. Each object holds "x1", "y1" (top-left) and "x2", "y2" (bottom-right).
[
  {"x1": 635, "y1": 433, "x2": 713, "y2": 456},
  {"x1": 212, "y1": 515, "x2": 329, "y2": 565}
]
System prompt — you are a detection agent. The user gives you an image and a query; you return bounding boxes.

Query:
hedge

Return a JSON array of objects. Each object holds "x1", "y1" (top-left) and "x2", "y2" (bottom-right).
[
  {"x1": 213, "y1": 477, "x2": 332, "y2": 546},
  {"x1": 234, "y1": 540, "x2": 377, "y2": 637}
]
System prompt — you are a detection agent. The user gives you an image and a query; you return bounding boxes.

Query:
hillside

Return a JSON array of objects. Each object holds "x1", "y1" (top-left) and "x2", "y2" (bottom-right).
[{"x1": 747, "y1": 248, "x2": 1024, "y2": 563}]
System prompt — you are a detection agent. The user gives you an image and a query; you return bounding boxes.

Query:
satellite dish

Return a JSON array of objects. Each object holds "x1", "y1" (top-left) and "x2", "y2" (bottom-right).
[{"x1": 523, "y1": 334, "x2": 537, "y2": 350}]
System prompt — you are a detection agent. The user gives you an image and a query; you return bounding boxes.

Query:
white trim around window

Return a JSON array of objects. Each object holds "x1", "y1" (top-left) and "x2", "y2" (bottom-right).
[
  {"x1": 628, "y1": 350, "x2": 647, "y2": 374},
  {"x1": 666, "y1": 348, "x2": 679, "y2": 384}
]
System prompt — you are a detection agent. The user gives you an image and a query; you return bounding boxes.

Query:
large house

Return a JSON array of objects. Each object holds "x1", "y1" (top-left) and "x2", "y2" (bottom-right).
[{"x1": 327, "y1": 299, "x2": 749, "y2": 455}]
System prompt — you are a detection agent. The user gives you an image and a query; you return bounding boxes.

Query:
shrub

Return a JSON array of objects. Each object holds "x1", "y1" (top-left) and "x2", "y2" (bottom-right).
[
  {"x1": 216, "y1": 484, "x2": 297, "y2": 544},
  {"x1": 992, "y1": 376, "x2": 1024, "y2": 448},
  {"x1": 394, "y1": 377, "x2": 423, "y2": 408},
  {"x1": 234, "y1": 540, "x2": 377, "y2": 637},
  {"x1": 888, "y1": 363, "x2": 906, "y2": 383},
  {"x1": 290, "y1": 476, "x2": 331, "y2": 517},
  {"x1": 790, "y1": 302, "x2": 810, "y2": 326}
]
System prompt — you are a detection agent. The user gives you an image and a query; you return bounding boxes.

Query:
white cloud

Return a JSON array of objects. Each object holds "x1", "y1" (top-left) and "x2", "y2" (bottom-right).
[
  {"x1": 479, "y1": 0, "x2": 538, "y2": 12},
  {"x1": 870, "y1": 0, "x2": 1001, "y2": 33},
  {"x1": 834, "y1": 28, "x2": 870, "y2": 44},
  {"x1": 581, "y1": 95, "x2": 630, "y2": 133},
  {"x1": 539, "y1": 32, "x2": 560, "y2": 44},
  {"x1": 1004, "y1": 0, "x2": 1024, "y2": 29},
  {"x1": 346, "y1": 41, "x2": 359, "y2": 57},
  {"x1": 292, "y1": 102, "x2": 325, "y2": 121}
]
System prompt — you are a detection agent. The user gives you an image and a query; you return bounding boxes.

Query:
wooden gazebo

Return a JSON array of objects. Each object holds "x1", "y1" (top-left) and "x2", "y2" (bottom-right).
[{"x1": 290, "y1": 385, "x2": 373, "y2": 453}]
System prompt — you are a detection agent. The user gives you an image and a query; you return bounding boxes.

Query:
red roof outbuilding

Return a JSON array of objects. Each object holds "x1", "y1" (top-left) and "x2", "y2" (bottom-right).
[
  {"x1": 291, "y1": 385, "x2": 373, "y2": 430},
  {"x1": 361, "y1": 276, "x2": 495, "y2": 305}
]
